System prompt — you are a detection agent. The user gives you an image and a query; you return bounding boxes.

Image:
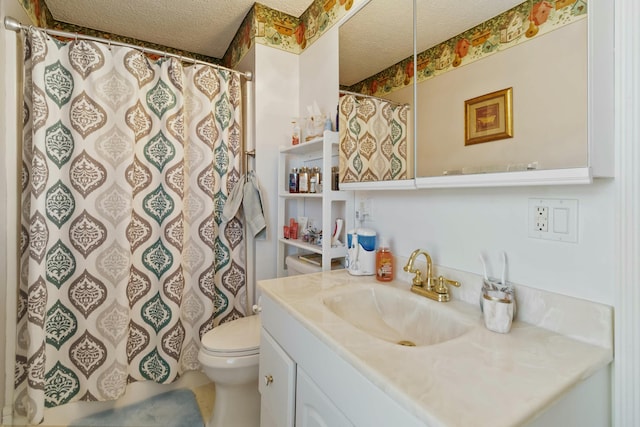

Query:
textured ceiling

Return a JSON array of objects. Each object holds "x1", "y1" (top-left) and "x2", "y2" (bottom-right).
[
  {"x1": 44, "y1": 0, "x2": 525, "y2": 85},
  {"x1": 43, "y1": 0, "x2": 312, "y2": 58}
]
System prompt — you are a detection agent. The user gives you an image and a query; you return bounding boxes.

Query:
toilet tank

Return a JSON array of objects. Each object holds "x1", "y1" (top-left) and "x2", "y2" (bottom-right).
[{"x1": 285, "y1": 255, "x2": 342, "y2": 276}]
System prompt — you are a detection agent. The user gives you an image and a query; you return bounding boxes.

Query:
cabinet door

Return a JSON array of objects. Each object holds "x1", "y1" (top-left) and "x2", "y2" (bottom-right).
[
  {"x1": 259, "y1": 329, "x2": 296, "y2": 427},
  {"x1": 295, "y1": 368, "x2": 354, "y2": 427}
]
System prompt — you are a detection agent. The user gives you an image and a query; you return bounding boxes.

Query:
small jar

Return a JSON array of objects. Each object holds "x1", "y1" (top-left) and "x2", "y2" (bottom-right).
[{"x1": 289, "y1": 168, "x2": 299, "y2": 193}]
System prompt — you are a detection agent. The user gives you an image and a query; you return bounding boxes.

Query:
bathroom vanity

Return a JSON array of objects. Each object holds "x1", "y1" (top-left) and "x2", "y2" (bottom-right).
[{"x1": 257, "y1": 270, "x2": 613, "y2": 427}]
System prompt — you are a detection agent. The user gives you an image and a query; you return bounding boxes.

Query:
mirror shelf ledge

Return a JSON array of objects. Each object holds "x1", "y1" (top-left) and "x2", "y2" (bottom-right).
[
  {"x1": 414, "y1": 167, "x2": 593, "y2": 189},
  {"x1": 339, "y1": 179, "x2": 416, "y2": 191}
]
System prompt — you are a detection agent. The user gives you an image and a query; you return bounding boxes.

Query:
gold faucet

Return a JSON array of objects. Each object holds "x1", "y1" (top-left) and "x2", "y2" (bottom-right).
[{"x1": 403, "y1": 249, "x2": 460, "y2": 302}]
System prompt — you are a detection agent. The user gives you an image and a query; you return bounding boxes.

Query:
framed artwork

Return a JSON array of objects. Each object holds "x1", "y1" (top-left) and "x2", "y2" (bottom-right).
[{"x1": 464, "y1": 87, "x2": 513, "y2": 146}]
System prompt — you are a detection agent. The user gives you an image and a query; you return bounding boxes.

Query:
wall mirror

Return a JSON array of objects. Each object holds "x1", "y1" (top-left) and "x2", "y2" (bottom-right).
[
  {"x1": 415, "y1": 0, "x2": 589, "y2": 180},
  {"x1": 339, "y1": 0, "x2": 604, "y2": 188},
  {"x1": 338, "y1": 0, "x2": 415, "y2": 183}
]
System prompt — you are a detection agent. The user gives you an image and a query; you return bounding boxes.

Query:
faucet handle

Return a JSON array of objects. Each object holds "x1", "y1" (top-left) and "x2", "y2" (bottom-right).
[
  {"x1": 411, "y1": 269, "x2": 424, "y2": 286},
  {"x1": 435, "y1": 276, "x2": 460, "y2": 295}
]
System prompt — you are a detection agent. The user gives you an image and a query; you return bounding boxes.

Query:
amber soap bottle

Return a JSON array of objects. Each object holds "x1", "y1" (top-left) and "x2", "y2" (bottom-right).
[{"x1": 376, "y1": 237, "x2": 394, "y2": 282}]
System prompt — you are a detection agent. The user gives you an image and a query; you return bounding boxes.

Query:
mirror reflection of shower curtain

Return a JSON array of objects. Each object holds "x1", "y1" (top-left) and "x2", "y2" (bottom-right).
[
  {"x1": 338, "y1": 94, "x2": 408, "y2": 182},
  {"x1": 16, "y1": 28, "x2": 246, "y2": 424}
]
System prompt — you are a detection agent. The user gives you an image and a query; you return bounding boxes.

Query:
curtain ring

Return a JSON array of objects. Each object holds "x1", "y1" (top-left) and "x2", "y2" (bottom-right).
[
  {"x1": 75, "y1": 32, "x2": 78, "y2": 43},
  {"x1": 108, "y1": 40, "x2": 112, "y2": 51}
]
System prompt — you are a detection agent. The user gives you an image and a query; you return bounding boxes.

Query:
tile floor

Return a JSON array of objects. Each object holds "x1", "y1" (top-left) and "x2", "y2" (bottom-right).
[{"x1": 192, "y1": 381, "x2": 216, "y2": 423}]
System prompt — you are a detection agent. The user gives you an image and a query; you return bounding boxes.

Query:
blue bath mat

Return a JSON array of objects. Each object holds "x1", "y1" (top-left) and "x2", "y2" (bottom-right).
[{"x1": 69, "y1": 389, "x2": 204, "y2": 427}]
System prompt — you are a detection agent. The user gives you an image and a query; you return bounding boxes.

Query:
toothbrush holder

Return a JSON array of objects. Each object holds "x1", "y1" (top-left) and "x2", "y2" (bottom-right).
[
  {"x1": 482, "y1": 289, "x2": 515, "y2": 334},
  {"x1": 479, "y1": 277, "x2": 517, "y2": 318}
]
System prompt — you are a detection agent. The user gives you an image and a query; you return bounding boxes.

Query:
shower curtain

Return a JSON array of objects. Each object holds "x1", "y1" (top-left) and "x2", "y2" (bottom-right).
[
  {"x1": 338, "y1": 94, "x2": 409, "y2": 182},
  {"x1": 15, "y1": 28, "x2": 247, "y2": 423}
]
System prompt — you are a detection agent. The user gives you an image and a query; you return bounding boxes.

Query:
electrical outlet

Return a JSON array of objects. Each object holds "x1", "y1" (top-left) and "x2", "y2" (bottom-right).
[
  {"x1": 535, "y1": 206, "x2": 548, "y2": 232},
  {"x1": 528, "y1": 198, "x2": 578, "y2": 242},
  {"x1": 356, "y1": 197, "x2": 374, "y2": 222},
  {"x1": 363, "y1": 198, "x2": 374, "y2": 221}
]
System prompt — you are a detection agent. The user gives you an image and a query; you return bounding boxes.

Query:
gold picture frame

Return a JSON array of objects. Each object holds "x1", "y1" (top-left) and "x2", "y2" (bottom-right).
[{"x1": 464, "y1": 87, "x2": 513, "y2": 146}]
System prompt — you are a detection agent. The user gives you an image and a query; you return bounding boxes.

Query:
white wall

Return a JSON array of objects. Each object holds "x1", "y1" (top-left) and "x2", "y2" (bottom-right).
[
  {"x1": 253, "y1": 43, "x2": 299, "y2": 281},
  {"x1": 357, "y1": 180, "x2": 615, "y2": 305},
  {"x1": 298, "y1": 27, "x2": 339, "y2": 128},
  {"x1": 0, "y1": 1, "x2": 31, "y2": 420}
]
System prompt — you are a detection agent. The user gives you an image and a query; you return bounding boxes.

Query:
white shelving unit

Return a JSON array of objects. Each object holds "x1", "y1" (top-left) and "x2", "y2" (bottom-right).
[{"x1": 277, "y1": 131, "x2": 353, "y2": 277}]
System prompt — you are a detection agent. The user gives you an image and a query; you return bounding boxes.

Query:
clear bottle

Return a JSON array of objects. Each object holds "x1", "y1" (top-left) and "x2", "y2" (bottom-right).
[
  {"x1": 289, "y1": 168, "x2": 299, "y2": 193},
  {"x1": 310, "y1": 175, "x2": 317, "y2": 193},
  {"x1": 376, "y1": 237, "x2": 394, "y2": 282},
  {"x1": 291, "y1": 120, "x2": 300, "y2": 145},
  {"x1": 331, "y1": 166, "x2": 339, "y2": 191},
  {"x1": 298, "y1": 167, "x2": 309, "y2": 193},
  {"x1": 312, "y1": 167, "x2": 322, "y2": 192},
  {"x1": 324, "y1": 114, "x2": 332, "y2": 131}
]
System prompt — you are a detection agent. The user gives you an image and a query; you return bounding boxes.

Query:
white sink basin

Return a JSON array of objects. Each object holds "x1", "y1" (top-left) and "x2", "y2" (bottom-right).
[{"x1": 323, "y1": 285, "x2": 471, "y2": 347}]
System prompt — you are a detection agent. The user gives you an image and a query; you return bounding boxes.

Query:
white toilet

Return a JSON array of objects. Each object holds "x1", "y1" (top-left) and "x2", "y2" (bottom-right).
[{"x1": 198, "y1": 314, "x2": 261, "y2": 427}]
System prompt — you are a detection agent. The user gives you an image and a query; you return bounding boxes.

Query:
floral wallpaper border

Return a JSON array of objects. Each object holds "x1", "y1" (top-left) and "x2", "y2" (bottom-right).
[
  {"x1": 16, "y1": 0, "x2": 46, "y2": 29},
  {"x1": 17, "y1": 0, "x2": 587, "y2": 92},
  {"x1": 344, "y1": 0, "x2": 588, "y2": 97},
  {"x1": 223, "y1": 0, "x2": 362, "y2": 67}
]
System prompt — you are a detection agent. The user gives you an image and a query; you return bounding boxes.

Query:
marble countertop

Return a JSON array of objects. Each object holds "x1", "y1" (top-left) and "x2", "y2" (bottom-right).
[{"x1": 258, "y1": 269, "x2": 613, "y2": 427}]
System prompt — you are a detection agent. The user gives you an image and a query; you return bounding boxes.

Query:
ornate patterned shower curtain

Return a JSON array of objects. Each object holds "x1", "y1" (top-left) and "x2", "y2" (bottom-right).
[
  {"x1": 338, "y1": 94, "x2": 409, "y2": 182},
  {"x1": 15, "y1": 28, "x2": 247, "y2": 423}
]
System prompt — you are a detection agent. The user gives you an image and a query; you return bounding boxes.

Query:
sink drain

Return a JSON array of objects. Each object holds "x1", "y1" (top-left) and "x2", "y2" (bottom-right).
[{"x1": 397, "y1": 340, "x2": 416, "y2": 347}]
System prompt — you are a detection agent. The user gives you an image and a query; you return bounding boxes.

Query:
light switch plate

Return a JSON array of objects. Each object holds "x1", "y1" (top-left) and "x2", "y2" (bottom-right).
[{"x1": 528, "y1": 198, "x2": 578, "y2": 242}]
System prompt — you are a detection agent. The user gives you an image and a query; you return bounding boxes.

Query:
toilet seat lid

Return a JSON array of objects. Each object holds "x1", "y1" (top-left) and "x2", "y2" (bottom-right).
[{"x1": 201, "y1": 315, "x2": 260, "y2": 356}]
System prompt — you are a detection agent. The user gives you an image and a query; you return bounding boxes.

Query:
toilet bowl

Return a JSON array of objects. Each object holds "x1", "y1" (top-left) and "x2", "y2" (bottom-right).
[{"x1": 198, "y1": 315, "x2": 261, "y2": 427}]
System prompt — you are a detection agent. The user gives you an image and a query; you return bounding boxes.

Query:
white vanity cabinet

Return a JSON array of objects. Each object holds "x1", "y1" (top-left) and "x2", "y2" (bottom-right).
[
  {"x1": 295, "y1": 368, "x2": 353, "y2": 427},
  {"x1": 259, "y1": 329, "x2": 296, "y2": 427},
  {"x1": 259, "y1": 293, "x2": 426, "y2": 427},
  {"x1": 259, "y1": 325, "x2": 354, "y2": 427}
]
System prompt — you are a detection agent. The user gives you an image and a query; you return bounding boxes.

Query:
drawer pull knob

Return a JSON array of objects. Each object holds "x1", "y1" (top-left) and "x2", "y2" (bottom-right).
[{"x1": 264, "y1": 375, "x2": 274, "y2": 386}]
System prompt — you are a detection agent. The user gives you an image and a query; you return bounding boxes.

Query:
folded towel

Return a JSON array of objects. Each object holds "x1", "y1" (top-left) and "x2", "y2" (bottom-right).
[
  {"x1": 221, "y1": 178, "x2": 245, "y2": 222},
  {"x1": 221, "y1": 172, "x2": 267, "y2": 239},
  {"x1": 244, "y1": 172, "x2": 266, "y2": 239}
]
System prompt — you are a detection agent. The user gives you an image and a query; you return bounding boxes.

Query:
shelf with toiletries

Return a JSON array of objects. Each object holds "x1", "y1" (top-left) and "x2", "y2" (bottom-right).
[
  {"x1": 277, "y1": 131, "x2": 354, "y2": 277},
  {"x1": 277, "y1": 191, "x2": 352, "y2": 201},
  {"x1": 276, "y1": 237, "x2": 347, "y2": 259}
]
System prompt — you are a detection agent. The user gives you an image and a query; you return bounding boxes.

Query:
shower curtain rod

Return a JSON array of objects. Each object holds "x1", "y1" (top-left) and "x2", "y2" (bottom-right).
[
  {"x1": 339, "y1": 89, "x2": 409, "y2": 107},
  {"x1": 3, "y1": 16, "x2": 252, "y2": 81}
]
